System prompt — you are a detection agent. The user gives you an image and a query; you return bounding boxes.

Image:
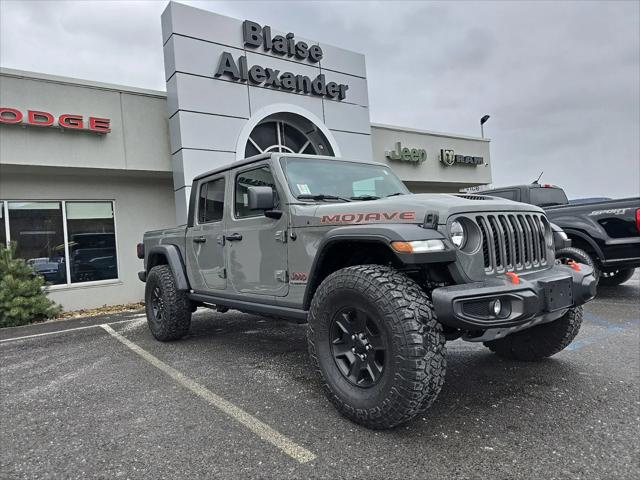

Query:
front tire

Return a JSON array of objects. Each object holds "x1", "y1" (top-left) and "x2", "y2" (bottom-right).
[
  {"x1": 599, "y1": 267, "x2": 635, "y2": 287},
  {"x1": 307, "y1": 265, "x2": 446, "y2": 429},
  {"x1": 145, "y1": 265, "x2": 191, "y2": 341},
  {"x1": 556, "y1": 247, "x2": 599, "y2": 283},
  {"x1": 484, "y1": 306, "x2": 583, "y2": 361}
]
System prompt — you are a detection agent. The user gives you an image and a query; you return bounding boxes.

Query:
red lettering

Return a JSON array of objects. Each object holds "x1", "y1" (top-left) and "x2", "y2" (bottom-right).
[
  {"x1": 321, "y1": 214, "x2": 341, "y2": 223},
  {"x1": 59, "y1": 114, "x2": 84, "y2": 129},
  {"x1": 364, "y1": 212, "x2": 381, "y2": 221},
  {"x1": 341, "y1": 214, "x2": 356, "y2": 222},
  {"x1": 27, "y1": 110, "x2": 54, "y2": 126},
  {"x1": 399, "y1": 211, "x2": 416, "y2": 220},
  {"x1": 383, "y1": 212, "x2": 398, "y2": 220},
  {"x1": 89, "y1": 116, "x2": 111, "y2": 133},
  {"x1": 0, "y1": 107, "x2": 23, "y2": 124}
]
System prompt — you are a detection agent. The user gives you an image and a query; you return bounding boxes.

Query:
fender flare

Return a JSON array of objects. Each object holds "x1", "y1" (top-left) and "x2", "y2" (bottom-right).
[
  {"x1": 146, "y1": 245, "x2": 191, "y2": 291},
  {"x1": 562, "y1": 228, "x2": 604, "y2": 262},
  {"x1": 302, "y1": 224, "x2": 455, "y2": 309}
]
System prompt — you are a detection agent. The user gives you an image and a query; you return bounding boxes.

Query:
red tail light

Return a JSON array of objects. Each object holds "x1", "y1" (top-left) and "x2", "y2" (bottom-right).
[
  {"x1": 636, "y1": 209, "x2": 640, "y2": 233},
  {"x1": 136, "y1": 243, "x2": 145, "y2": 259}
]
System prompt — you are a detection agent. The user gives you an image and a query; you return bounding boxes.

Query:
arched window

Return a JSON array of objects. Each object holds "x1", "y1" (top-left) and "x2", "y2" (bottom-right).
[{"x1": 244, "y1": 113, "x2": 334, "y2": 158}]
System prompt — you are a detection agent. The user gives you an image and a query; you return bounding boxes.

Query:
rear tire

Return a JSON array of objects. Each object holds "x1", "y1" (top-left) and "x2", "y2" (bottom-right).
[
  {"x1": 484, "y1": 306, "x2": 583, "y2": 361},
  {"x1": 145, "y1": 265, "x2": 191, "y2": 341},
  {"x1": 307, "y1": 265, "x2": 446, "y2": 429},
  {"x1": 599, "y1": 267, "x2": 635, "y2": 287},
  {"x1": 556, "y1": 247, "x2": 600, "y2": 283}
]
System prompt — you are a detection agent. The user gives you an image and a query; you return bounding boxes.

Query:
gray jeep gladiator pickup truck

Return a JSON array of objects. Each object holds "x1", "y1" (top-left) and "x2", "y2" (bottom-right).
[{"x1": 137, "y1": 153, "x2": 597, "y2": 429}]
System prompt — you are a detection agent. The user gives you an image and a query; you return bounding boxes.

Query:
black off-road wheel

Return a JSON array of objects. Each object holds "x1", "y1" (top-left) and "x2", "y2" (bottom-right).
[
  {"x1": 599, "y1": 267, "x2": 635, "y2": 287},
  {"x1": 484, "y1": 306, "x2": 583, "y2": 361},
  {"x1": 145, "y1": 265, "x2": 191, "y2": 341},
  {"x1": 307, "y1": 265, "x2": 446, "y2": 429},
  {"x1": 556, "y1": 247, "x2": 600, "y2": 283}
]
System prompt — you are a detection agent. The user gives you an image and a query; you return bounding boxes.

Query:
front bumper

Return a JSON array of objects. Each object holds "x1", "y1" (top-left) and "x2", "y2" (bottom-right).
[{"x1": 432, "y1": 263, "x2": 597, "y2": 332}]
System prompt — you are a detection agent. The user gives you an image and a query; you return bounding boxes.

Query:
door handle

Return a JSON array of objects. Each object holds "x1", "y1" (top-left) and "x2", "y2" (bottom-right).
[
  {"x1": 193, "y1": 236, "x2": 207, "y2": 243},
  {"x1": 225, "y1": 233, "x2": 243, "y2": 241}
]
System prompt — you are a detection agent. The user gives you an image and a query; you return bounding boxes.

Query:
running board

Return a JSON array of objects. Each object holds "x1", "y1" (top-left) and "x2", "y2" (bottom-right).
[{"x1": 188, "y1": 292, "x2": 308, "y2": 322}]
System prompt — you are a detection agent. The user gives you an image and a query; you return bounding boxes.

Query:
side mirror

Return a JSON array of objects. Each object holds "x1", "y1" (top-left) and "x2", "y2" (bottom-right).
[{"x1": 247, "y1": 186, "x2": 275, "y2": 211}]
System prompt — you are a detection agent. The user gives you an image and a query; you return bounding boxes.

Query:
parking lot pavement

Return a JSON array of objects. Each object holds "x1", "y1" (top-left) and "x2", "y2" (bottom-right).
[{"x1": 1, "y1": 276, "x2": 638, "y2": 480}]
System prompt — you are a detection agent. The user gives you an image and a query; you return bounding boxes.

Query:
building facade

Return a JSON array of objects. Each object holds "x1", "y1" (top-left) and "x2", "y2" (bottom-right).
[{"x1": 0, "y1": 2, "x2": 491, "y2": 311}]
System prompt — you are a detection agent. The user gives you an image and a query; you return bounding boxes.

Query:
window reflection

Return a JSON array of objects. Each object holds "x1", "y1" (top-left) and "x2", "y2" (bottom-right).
[
  {"x1": 8, "y1": 202, "x2": 67, "y2": 285},
  {"x1": 66, "y1": 202, "x2": 117, "y2": 283}
]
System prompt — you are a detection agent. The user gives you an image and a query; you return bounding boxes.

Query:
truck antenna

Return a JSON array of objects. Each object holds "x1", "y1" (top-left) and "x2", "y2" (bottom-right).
[{"x1": 533, "y1": 171, "x2": 543, "y2": 184}]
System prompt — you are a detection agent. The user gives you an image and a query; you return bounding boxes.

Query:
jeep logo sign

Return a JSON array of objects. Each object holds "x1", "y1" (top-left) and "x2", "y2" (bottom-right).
[
  {"x1": 440, "y1": 149, "x2": 484, "y2": 167},
  {"x1": 385, "y1": 142, "x2": 427, "y2": 164},
  {"x1": 214, "y1": 20, "x2": 350, "y2": 101}
]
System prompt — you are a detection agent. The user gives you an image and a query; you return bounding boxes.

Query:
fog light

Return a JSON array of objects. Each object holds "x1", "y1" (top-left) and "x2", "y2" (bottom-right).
[{"x1": 491, "y1": 299, "x2": 502, "y2": 316}]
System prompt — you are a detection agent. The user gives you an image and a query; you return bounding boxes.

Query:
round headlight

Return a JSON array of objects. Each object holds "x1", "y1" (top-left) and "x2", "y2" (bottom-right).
[{"x1": 450, "y1": 220, "x2": 466, "y2": 248}]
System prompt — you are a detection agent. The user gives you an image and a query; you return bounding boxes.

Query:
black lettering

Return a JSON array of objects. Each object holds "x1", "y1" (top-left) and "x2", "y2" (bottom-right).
[
  {"x1": 239, "y1": 56, "x2": 248, "y2": 81},
  {"x1": 215, "y1": 52, "x2": 240, "y2": 80},
  {"x1": 338, "y1": 84, "x2": 348, "y2": 100},
  {"x1": 295, "y1": 41, "x2": 309, "y2": 60},
  {"x1": 286, "y1": 33, "x2": 295, "y2": 56},
  {"x1": 309, "y1": 45, "x2": 323, "y2": 62},
  {"x1": 264, "y1": 68, "x2": 281, "y2": 87},
  {"x1": 325, "y1": 82, "x2": 339, "y2": 98},
  {"x1": 280, "y1": 72, "x2": 296, "y2": 90},
  {"x1": 272, "y1": 35, "x2": 287, "y2": 54},
  {"x1": 311, "y1": 74, "x2": 326, "y2": 95},
  {"x1": 296, "y1": 75, "x2": 312, "y2": 93},
  {"x1": 248, "y1": 65, "x2": 267, "y2": 83},
  {"x1": 243, "y1": 20, "x2": 262, "y2": 47},
  {"x1": 263, "y1": 25, "x2": 272, "y2": 51}
]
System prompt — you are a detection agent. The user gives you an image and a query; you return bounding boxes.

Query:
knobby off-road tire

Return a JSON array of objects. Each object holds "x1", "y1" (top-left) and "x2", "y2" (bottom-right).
[
  {"x1": 145, "y1": 265, "x2": 191, "y2": 341},
  {"x1": 556, "y1": 247, "x2": 600, "y2": 283},
  {"x1": 599, "y1": 267, "x2": 635, "y2": 287},
  {"x1": 484, "y1": 306, "x2": 583, "y2": 361},
  {"x1": 307, "y1": 265, "x2": 446, "y2": 429}
]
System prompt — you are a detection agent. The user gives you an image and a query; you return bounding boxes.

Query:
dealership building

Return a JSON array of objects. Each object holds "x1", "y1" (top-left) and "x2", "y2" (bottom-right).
[{"x1": 0, "y1": 2, "x2": 491, "y2": 311}]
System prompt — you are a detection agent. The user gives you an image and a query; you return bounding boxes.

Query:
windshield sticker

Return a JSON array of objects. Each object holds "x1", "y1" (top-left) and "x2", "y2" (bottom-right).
[
  {"x1": 320, "y1": 211, "x2": 416, "y2": 224},
  {"x1": 296, "y1": 184, "x2": 311, "y2": 195}
]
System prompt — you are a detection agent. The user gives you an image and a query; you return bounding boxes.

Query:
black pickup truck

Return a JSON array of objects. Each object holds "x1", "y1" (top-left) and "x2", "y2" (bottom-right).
[{"x1": 479, "y1": 183, "x2": 640, "y2": 286}]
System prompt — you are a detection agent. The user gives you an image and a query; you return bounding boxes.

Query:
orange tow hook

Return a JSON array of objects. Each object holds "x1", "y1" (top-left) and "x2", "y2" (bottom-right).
[
  {"x1": 505, "y1": 272, "x2": 520, "y2": 284},
  {"x1": 566, "y1": 260, "x2": 581, "y2": 271}
]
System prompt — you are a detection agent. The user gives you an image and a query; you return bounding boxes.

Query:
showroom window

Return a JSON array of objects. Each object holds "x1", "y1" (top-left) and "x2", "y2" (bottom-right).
[{"x1": 0, "y1": 200, "x2": 118, "y2": 286}]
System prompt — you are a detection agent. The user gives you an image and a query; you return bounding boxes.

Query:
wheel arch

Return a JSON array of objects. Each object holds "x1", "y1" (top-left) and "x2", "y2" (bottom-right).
[
  {"x1": 563, "y1": 228, "x2": 604, "y2": 263},
  {"x1": 146, "y1": 245, "x2": 190, "y2": 291},
  {"x1": 302, "y1": 225, "x2": 455, "y2": 310}
]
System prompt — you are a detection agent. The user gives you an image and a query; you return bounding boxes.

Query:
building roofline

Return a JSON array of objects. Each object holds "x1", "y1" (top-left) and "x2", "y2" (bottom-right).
[
  {"x1": 371, "y1": 122, "x2": 490, "y2": 142},
  {"x1": 0, "y1": 67, "x2": 168, "y2": 99}
]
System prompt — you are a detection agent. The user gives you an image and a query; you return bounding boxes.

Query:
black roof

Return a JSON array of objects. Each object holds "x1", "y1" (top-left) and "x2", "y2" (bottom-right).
[{"x1": 191, "y1": 153, "x2": 385, "y2": 182}]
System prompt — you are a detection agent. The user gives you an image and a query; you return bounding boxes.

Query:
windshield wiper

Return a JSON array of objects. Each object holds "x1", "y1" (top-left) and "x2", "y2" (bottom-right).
[
  {"x1": 386, "y1": 192, "x2": 406, "y2": 197},
  {"x1": 350, "y1": 195, "x2": 380, "y2": 201},
  {"x1": 296, "y1": 194, "x2": 351, "y2": 202}
]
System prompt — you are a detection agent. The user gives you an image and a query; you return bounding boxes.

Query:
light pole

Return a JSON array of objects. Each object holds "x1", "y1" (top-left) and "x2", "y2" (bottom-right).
[{"x1": 480, "y1": 115, "x2": 490, "y2": 138}]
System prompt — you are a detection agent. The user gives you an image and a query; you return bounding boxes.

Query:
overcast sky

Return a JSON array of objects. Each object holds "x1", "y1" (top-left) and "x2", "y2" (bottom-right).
[{"x1": 1, "y1": 0, "x2": 638, "y2": 198}]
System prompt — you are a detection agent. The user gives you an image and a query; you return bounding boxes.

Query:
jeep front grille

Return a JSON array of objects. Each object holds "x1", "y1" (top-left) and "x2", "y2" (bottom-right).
[{"x1": 475, "y1": 213, "x2": 549, "y2": 274}]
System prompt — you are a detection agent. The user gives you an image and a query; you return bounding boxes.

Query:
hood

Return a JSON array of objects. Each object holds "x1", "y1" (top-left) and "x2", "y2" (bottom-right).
[{"x1": 291, "y1": 193, "x2": 545, "y2": 228}]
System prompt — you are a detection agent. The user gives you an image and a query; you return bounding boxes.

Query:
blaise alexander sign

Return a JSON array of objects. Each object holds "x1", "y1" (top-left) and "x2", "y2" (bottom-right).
[
  {"x1": 385, "y1": 142, "x2": 427, "y2": 164},
  {"x1": 215, "y1": 21, "x2": 350, "y2": 101}
]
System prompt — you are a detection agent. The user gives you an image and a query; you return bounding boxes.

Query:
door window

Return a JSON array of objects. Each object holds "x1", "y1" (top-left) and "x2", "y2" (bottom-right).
[
  {"x1": 198, "y1": 178, "x2": 225, "y2": 223},
  {"x1": 235, "y1": 166, "x2": 279, "y2": 218}
]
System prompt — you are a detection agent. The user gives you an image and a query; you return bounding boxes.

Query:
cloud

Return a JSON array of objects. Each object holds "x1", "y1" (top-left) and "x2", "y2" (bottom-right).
[{"x1": 1, "y1": 0, "x2": 638, "y2": 198}]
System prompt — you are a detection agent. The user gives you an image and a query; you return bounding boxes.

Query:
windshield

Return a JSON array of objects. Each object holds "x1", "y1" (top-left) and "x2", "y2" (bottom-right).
[{"x1": 281, "y1": 157, "x2": 409, "y2": 200}]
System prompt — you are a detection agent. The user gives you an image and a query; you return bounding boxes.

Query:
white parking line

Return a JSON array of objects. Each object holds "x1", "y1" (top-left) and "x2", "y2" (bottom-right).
[
  {"x1": 100, "y1": 324, "x2": 316, "y2": 464},
  {"x1": 0, "y1": 318, "x2": 143, "y2": 344}
]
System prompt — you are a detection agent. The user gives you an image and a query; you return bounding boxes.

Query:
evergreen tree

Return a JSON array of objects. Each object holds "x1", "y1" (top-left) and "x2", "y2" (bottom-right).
[{"x1": 0, "y1": 243, "x2": 62, "y2": 327}]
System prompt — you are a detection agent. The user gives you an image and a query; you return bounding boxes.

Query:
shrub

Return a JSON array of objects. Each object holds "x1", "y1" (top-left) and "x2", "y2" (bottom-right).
[{"x1": 0, "y1": 243, "x2": 62, "y2": 327}]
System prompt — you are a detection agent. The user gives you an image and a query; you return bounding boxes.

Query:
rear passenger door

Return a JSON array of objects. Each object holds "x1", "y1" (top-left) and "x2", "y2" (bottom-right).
[{"x1": 185, "y1": 175, "x2": 227, "y2": 292}]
